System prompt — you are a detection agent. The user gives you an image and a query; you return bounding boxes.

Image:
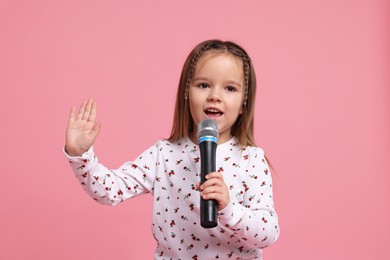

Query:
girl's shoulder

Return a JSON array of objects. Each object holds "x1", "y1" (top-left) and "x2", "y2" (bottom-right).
[
  {"x1": 133, "y1": 139, "x2": 185, "y2": 162},
  {"x1": 147, "y1": 138, "x2": 194, "y2": 153},
  {"x1": 241, "y1": 145, "x2": 266, "y2": 164},
  {"x1": 243, "y1": 144, "x2": 265, "y2": 154},
  {"x1": 217, "y1": 138, "x2": 266, "y2": 161},
  {"x1": 223, "y1": 137, "x2": 265, "y2": 154}
]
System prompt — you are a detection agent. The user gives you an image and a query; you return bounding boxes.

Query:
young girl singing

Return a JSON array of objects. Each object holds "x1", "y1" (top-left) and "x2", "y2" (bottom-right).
[{"x1": 65, "y1": 39, "x2": 280, "y2": 259}]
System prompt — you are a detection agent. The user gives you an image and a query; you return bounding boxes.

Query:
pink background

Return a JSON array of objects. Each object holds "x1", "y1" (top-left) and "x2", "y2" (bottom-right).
[{"x1": 1, "y1": 0, "x2": 389, "y2": 259}]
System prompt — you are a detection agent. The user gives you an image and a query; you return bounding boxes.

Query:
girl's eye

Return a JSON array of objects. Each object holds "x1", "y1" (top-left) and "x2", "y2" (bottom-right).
[
  {"x1": 198, "y1": 83, "x2": 209, "y2": 89},
  {"x1": 226, "y1": 86, "x2": 237, "y2": 92}
]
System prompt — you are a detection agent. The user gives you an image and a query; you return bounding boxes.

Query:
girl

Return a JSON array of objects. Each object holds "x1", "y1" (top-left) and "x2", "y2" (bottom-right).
[{"x1": 65, "y1": 40, "x2": 279, "y2": 259}]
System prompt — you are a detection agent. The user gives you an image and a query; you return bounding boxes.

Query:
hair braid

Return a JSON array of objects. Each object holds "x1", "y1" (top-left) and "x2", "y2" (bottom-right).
[
  {"x1": 242, "y1": 55, "x2": 250, "y2": 106},
  {"x1": 184, "y1": 44, "x2": 211, "y2": 100}
]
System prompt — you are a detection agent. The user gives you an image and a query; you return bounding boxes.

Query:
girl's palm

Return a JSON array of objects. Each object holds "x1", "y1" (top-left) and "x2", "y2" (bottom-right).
[{"x1": 66, "y1": 99, "x2": 101, "y2": 156}]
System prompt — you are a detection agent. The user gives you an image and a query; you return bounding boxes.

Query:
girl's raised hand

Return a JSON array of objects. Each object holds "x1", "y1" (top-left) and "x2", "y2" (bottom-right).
[
  {"x1": 196, "y1": 172, "x2": 230, "y2": 211},
  {"x1": 65, "y1": 99, "x2": 101, "y2": 157}
]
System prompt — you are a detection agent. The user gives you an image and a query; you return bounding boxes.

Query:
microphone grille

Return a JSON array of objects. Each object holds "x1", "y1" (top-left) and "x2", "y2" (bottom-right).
[{"x1": 197, "y1": 119, "x2": 219, "y2": 139}]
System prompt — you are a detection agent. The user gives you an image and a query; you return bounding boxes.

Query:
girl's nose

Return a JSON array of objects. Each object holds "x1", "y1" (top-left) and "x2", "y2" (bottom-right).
[{"x1": 207, "y1": 87, "x2": 222, "y2": 102}]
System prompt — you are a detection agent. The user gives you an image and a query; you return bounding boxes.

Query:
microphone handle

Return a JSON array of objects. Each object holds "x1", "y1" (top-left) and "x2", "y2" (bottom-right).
[{"x1": 199, "y1": 141, "x2": 218, "y2": 228}]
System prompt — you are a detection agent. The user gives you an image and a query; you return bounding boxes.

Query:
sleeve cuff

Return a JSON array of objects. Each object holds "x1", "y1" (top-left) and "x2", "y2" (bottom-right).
[
  {"x1": 218, "y1": 200, "x2": 244, "y2": 227},
  {"x1": 63, "y1": 146, "x2": 94, "y2": 160}
]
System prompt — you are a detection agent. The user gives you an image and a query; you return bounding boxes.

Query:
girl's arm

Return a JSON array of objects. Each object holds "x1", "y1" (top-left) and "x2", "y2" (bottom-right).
[
  {"x1": 64, "y1": 144, "x2": 157, "y2": 206},
  {"x1": 217, "y1": 150, "x2": 280, "y2": 249},
  {"x1": 64, "y1": 99, "x2": 156, "y2": 205}
]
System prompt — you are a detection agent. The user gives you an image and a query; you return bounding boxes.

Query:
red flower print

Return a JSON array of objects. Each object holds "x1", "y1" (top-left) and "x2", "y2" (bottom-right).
[
  {"x1": 191, "y1": 234, "x2": 200, "y2": 241},
  {"x1": 77, "y1": 165, "x2": 85, "y2": 170}
]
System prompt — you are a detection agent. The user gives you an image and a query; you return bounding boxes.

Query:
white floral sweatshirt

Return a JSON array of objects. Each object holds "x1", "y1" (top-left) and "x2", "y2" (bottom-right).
[{"x1": 65, "y1": 137, "x2": 279, "y2": 260}]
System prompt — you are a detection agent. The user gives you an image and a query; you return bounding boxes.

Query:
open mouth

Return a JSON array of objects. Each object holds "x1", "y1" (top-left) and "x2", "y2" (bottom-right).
[{"x1": 205, "y1": 108, "x2": 223, "y2": 117}]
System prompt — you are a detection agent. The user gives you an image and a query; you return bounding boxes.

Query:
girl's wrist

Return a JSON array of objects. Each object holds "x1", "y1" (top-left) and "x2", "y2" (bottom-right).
[{"x1": 64, "y1": 145, "x2": 83, "y2": 157}]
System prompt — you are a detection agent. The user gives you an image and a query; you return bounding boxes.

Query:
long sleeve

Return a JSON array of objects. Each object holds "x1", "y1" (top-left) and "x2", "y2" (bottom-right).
[
  {"x1": 64, "y1": 145, "x2": 157, "y2": 206},
  {"x1": 217, "y1": 147, "x2": 280, "y2": 249}
]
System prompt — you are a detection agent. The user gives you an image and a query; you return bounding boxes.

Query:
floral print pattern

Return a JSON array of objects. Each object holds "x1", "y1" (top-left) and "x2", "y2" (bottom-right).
[{"x1": 65, "y1": 137, "x2": 279, "y2": 259}]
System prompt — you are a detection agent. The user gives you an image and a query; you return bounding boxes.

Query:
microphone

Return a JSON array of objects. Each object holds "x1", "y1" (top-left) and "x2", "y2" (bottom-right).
[{"x1": 197, "y1": 119, "x2": 219, "y2": 228}]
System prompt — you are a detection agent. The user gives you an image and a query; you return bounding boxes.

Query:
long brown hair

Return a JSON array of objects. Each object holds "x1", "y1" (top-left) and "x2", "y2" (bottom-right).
[{"x1": 167, "y1": 39, "x2": 275, "y2": 171}]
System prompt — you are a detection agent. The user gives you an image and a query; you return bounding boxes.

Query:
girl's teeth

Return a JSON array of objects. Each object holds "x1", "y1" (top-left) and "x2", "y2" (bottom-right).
[{"x1": 205, "y1": 109, "x2": 223, "y2": 116}]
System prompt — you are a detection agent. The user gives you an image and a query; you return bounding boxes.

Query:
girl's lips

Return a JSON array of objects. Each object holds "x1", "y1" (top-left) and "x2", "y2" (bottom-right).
[
  {"x1": 204, "y1": 107, "x2": 223, "y2": 116},
  {"x1": 205, "y1": 113, "x2": 222, "y2": 119},
  {"x1": 204, "y1": 111, "x2": 223, "y2": 120}
]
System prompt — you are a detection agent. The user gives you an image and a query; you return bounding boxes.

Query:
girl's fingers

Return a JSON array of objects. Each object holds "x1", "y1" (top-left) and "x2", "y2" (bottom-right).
[
  {"x1": 200, "y1": 177, "x2": 224, "y2": 190},
  {"x1": 68, "y1": 106, "x2": 76, "y2": 123},
  {"x1": 88, "y1": 101, "x2": 97, "y2": 123},
  {"x1": 202, "y1": 192, "x2": 224, "y2": 201},
  {"x1": 77, "y1": 100, "x2": 87, "y2": 120},
  {"x1": 205, "y1": 172, "x2": 224, "y2": 181},
  {"x1": 201, "y1": 185, "x2": 224, "y2": 196},
  {"x1": 82, "y1": 99, "x2": 93, "y2": 121},
  {"x1": 198, "y1": 173, "x2": 230, "y2": 210}
]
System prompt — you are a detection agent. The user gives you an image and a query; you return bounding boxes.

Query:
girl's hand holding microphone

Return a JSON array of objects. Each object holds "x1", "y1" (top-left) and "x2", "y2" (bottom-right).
[
  {"x1": 196, "y1": 171, "x2": 230, "y2": 211},
  {"x1": 65, "y1": 99, "x2": 101, "y2": 157}
]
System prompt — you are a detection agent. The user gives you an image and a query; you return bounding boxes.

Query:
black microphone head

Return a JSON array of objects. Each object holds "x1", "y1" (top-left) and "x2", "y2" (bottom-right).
[{"x1": 197, "y1": 119, "x2": 219, "y2": 142}]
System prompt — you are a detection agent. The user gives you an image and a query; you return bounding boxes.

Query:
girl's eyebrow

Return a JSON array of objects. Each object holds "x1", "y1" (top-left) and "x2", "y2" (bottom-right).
[
  {"x1": 193, "y1": 77, "x2": 210, "y2": 82},
  {"x1": 193, "y1": 77, "x2": 242, "y2": 88},
  {"x1": 225, "y1": 80, "x2": 242, "y2": 88}
]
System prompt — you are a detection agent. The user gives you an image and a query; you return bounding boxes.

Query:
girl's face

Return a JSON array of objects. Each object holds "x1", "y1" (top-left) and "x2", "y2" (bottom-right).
[{"x1": 189, "y1": 52, "x2": 245, "y2": 144}]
